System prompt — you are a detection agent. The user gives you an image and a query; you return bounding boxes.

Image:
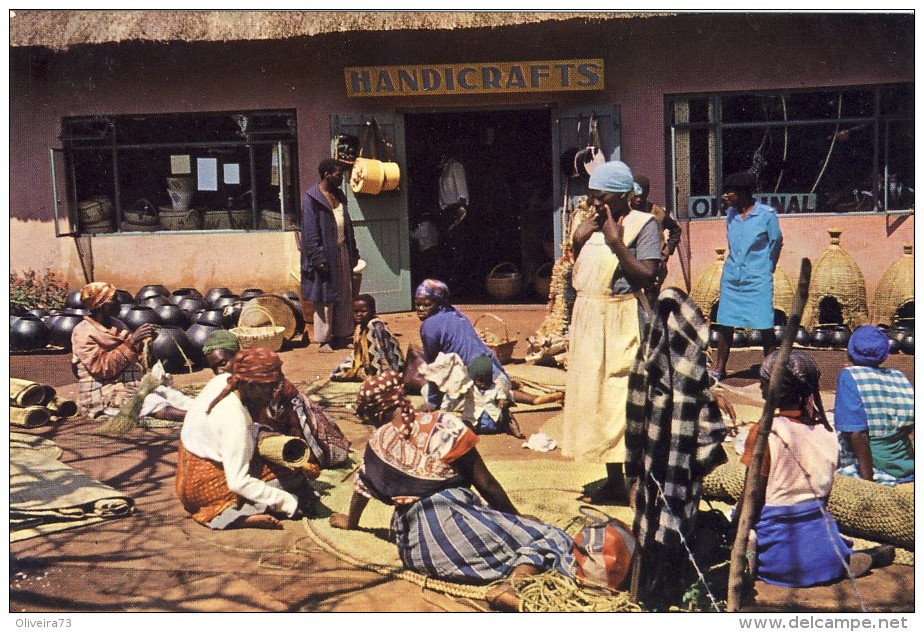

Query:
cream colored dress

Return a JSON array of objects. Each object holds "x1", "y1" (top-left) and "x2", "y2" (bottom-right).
[{"x1": 561, "y1": 216, "x2": 649, "y2": 463}]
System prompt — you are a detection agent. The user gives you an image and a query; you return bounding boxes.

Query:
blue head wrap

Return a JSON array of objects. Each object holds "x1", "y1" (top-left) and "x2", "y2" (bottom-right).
[
  {"x1": 848, "y1": 325, "x2": 890, "y2": 367},
  {"x1": 588, "y1": 160, "x2": 642, "y2": 195},
  {"x1": 414, "y1": 279, "x2": 450, "y2": 303}
]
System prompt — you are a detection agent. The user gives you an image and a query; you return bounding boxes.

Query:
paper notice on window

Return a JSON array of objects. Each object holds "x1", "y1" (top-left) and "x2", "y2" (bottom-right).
[
  {"x1": 197, "y1": 158, "x2": 218, "y2": 191},
  {"x1": 170, "y1": 155, "x2": 191, "y2": 175},
  {"x1": 223, "y1": 163, "x2": 241, "y2": 185}
]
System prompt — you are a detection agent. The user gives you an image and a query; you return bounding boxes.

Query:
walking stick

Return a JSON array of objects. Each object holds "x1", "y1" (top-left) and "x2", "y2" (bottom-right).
[{"x1": 726, "y1": 257, "x2": 812, "y2": 611}]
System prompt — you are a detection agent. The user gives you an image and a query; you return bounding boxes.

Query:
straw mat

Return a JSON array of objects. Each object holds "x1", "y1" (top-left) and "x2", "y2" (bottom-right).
[{"x1": 10, "y1": 433, "x2": 135, "y2": 542}]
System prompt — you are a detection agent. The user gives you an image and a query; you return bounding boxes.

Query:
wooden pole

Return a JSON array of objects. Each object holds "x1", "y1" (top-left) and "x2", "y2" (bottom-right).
[{"x1": 726, "y1": 257, "x2": 812, "y2": 612}]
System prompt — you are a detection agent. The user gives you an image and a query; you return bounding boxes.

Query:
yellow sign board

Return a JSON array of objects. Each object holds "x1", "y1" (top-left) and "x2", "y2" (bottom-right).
[{"x1": 345, "y1": 59, "x2": 604, "y2": 97}]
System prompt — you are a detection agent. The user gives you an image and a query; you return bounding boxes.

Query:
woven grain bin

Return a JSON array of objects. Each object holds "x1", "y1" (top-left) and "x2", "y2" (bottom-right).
[
  {"x1": 801, "y1": 228, "x2": 869, "y2": 330},
  {"x1": 772, "y1": 266, "x2": 795, "y2": 322},
  {"x1": 870, "y1": 243, "x2": 914, "y2": 327},
  {"x1": 690, "y1": 247, "x2": 725, "y2": 323}
]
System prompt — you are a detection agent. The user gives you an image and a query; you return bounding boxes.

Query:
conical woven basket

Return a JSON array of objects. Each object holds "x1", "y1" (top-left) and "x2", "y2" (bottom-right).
[
  {"x1": 871, "y1": 243, "x2": 914, "y2": 327},
  {"x1": 801, "y1": 228, "x2": 870, "y2": 330},
  {"x1": 772, "y1": 266, "x2": 795, "y2": 320},
  {"x1": 690, "y1": 247, "x2": 725, "y2": 323}
]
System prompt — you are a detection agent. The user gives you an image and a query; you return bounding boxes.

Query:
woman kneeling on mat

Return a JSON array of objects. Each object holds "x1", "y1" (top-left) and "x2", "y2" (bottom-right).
[{"x1": 330, "y1": 371, "x2": 575, "y2": 610}]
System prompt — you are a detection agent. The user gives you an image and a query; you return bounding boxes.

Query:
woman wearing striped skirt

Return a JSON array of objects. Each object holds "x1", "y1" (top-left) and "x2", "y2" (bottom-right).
[{"x1": 330, "y1": 371, "x2": 575, "y2": 610}]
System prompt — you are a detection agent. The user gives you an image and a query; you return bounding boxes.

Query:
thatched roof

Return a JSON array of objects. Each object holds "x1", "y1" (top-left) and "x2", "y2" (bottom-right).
[{"x1": 9, "y1": 10, "x2": 665, "y2": 51}]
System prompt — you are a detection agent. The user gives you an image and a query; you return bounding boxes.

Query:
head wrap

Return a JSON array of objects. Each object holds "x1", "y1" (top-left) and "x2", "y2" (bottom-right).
[
  {"x1": 355, "y1": 370, "x2": 415, "y2": 433},
  {"x1": 588, "y1": 160, "x2": 642, "y2": 195},
  {"x1": 467, "y1": 354, "x2": 494, "y2": 381},
  {"x1": 759, "y1": 349, "x2": 830, "y2": 429},
  {"x1": 80, "y1": 282, "x2": 117, "y2": 311},
  {"x1": 414, "y1": 279, "x2": 450, "y2": 304},
  {"x1": 847, "y1": 325, "x2": 890, "y2": 367},
  {"x1": 206, "y1": 347, "x2": 284, "y2": 414},
  {"x1": 202, "y1": 330, "x2": 241, "y2": 356}
]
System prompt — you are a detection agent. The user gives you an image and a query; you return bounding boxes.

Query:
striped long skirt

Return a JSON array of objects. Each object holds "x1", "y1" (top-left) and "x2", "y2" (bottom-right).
[{"x1": 391, "y1": 487, "x2": 575, "y2": 583}]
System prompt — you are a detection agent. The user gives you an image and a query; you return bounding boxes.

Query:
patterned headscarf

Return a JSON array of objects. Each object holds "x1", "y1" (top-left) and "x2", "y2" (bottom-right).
[
  {"x1": 414, "y1": 279, "x2": 450, "y2": 304},
  {"x1": 80, "y1": 282, "x2": 117, "y2": 311},
  {"x1": 202, "y1": 330, "x2": 241, "y2": 355},
  {"x1": 355, "y1": 370, "x2": 415, "y2": 433},
  {"x1": 206, "y1": 347, "x2": 284, "y2": 413},
  {"x1": 759, "y1": 349, "x2": 830, "y2": 430},
  {"x1": 847, "y1": 325, "x2": 890, "y2": 367}
]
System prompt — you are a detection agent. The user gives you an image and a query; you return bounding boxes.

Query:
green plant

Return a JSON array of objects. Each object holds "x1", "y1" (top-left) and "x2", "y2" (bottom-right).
[{"x1": 9, "y1": 269, "x2": 70, "y2": 315}]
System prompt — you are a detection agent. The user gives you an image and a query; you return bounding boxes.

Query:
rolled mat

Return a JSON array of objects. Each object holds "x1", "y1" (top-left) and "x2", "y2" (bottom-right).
[
  {"x1": 10, "y1": 377, "x2": 56, "y2": 408},
  {"x1": 46, "y1": 398, "x2": 79, "y2": 419},
  {"x1": 10, "y1": 405, "x2": 52, "y2": 428},
  {"x1": 703, "y1": 443, "x2": 915, "y2": 553},
  {"x1": 258, "y1": 434, "x2": 310, "y2": 468}
]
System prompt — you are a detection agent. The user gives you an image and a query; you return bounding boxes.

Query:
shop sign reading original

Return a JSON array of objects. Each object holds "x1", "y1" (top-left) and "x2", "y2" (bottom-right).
[
  {"x1": 345, "y1": 59, "x2": 604, "y2": 97},
  {"x1": 687, "y1": 193, "x2": 817, "y2": 218}
]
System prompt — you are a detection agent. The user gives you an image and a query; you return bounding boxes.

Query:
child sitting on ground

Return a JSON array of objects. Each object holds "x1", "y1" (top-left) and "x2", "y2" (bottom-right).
[
  {"x1": 440, "y1": 354, "x2": 526, "y2": 439},
  {"x1": 330, "y1": 293, "x2": 404, "y2": 382}
]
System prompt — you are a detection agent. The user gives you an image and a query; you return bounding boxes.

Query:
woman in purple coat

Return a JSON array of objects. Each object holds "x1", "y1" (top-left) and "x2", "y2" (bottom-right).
[{"x1": 301, "y1": 158, "x2": 361, "y2": 352}]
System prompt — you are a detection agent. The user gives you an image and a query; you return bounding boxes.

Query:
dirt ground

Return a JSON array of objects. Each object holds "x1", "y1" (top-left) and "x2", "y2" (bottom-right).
[{"x1": 8, "y1": 305, "x2": 915, "y2": 613}]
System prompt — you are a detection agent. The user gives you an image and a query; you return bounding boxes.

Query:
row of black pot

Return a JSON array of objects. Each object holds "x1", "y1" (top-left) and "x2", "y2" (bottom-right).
[{"x1": 707, "y1": 324, "x2": 914, "y2": 355}]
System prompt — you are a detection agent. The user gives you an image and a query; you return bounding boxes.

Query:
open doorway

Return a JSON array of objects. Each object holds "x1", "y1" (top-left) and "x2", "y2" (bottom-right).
[{"x1": 404, "y1": 109, "x2": 554, "y2": 304}]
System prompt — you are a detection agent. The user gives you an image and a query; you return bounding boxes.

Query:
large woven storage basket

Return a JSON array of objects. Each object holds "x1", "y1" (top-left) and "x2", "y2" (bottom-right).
[
  {"x1": 871, "y1": 243, "x2": 914, "y2": 327},
  {"x1": 231, "y1": 304, "x2": 285, "y2": 351},
  {"x1": 243, "y1": 294, "x2": 304, "y2": 341},
  {"x1": 801, "y1": 228, "x2": 869, "y2": 330},
  {"x1": 159, "y1": 207, "x2": 202, "y2": 231},
  {"x1": 202, "y1": 209, "x2": 252, "y2": 230},
  {"x1": 485, "y1": 262, "x2": 522, "y2": 301},
  {"x1": 474, "y1": 313, "x2": 517, "y2": 364}
]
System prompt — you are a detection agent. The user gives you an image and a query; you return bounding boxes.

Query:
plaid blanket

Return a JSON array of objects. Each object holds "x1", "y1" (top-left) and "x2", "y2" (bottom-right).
[{"x1": 625, "y1": 287, "x2": 728, "y2": 549}]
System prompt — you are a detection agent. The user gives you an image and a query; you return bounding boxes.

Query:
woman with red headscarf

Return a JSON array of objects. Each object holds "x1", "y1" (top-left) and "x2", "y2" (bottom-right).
[
  {"x1": 176, "y1": 348, "x2": 315, "y2": 530},
  {"x1": 330, "y1": 371, "x2": 575, "y2": 610}
]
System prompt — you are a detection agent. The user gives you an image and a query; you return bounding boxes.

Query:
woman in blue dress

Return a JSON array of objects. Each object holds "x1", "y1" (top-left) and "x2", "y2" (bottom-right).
[{"x1": 712, "y1": 171, "x2": 783, "y2": 381}]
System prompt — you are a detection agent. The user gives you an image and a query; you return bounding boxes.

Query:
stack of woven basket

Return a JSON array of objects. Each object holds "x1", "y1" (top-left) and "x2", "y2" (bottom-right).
[{"x1": 10, "y1": 377, "x2": 78, "y2": 427}]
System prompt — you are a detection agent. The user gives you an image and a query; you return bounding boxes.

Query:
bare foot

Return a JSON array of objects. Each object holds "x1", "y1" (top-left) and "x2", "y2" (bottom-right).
[
  {"x1": 505, "y1": 416, "x2": 527, "y2": 440},
  {"x1": 486, "y1": 582, "x2": 520, "y2": 612},
  {"x1": 231, "y1": 513, "x2": 283, "y2": 530},
  {"x1": 318, "y1": 344, "x2": 335, "y2": 353}
]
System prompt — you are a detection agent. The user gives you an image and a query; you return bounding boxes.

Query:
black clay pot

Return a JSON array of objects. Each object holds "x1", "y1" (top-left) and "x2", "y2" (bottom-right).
[
  {"x1": 186, "y1": 322, "x2": 221, "y2": 353},
  {"x1": 193, "y1": 308, "x2": 225, "y2": 328},
  {"x1": 732, "y1": 329, "x2": 747, "y2": 347},
  {"x1": 746, "y1": 328, "x2": 765, "y2": 347},
  {"x1": 795, "y1": 326, "x2": 810, "y2": 346},
  {"x1": 810, "y1": 328, "x2": 831, "y2": 348},
  {"x1": 240, "y1": 288, "x2": 264, "y2": 301},
  {"x1": 901, "y1": 335, "x2": 914, "y2": 355},
  {"x1": 177, "y1": 296, "x2": 208, "y2": 315},
  {"x1": 65, "y1": 289, "x2": 85, "y2": 309},
  {"x1": 773, "y1": 325, "x2": 785, "y2": 345},
  {"x1": 47, "y1": 312, "x2": 84, "y2": 349},
  {"x1": 170, "y1": 287, "x2": 203, "y2": 304},
  {"x1": 62, "y1": 307, "x2": 89, "y2": 318},
  {"x1": 829, "y1": 326, "x2": 852, "y2": 349},
  {"x1": 708, "y1": 328, "x2": 719, "y2": 348},
  {"x1": 117, "y1": 302, "x2": 136, "y2": 322},
  {"x1": 135, "y1": 284, "x2": 170, "y2": 302},
  {"x1": 10, "y1": 315, "x2": 50, "y2": 351},
  {"x1": 149, "y1": 326, "x2": 198, "y2": 373},
  {"x1": 113, "y1": 289, "x2": 135, "y2": 305},
  {"x1": 204, "y1": 287, "x2": 234, "y2": 307},
  {"x1": 121, "y1": 305, "x2": 162, "y2": 331},
  {"x1": 142, "y1": 295, "x2": 173, "y2": 309},
  {"x1": 154, "y1": 304, "x2": 191, "y2": 329},
  {"x1": 27, "y1": 308, "x2": 49, "y2": 320},
  {"x1": 888, "y1": 337, "x2": 901, "y2": 354},
  {"x1": 221, "y1": 302, "x2": 244, "y2": 329},
  {"x1": 212, "y1": 295, "x2": 240, "y2": 311}
]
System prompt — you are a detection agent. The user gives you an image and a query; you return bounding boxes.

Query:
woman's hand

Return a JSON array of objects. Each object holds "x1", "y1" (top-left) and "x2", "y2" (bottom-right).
[
  {"x1": 714, "y1": 391, "x2": 739, "y2": 435},
  {"x1": 602, "y1": 210, "x2": 625, "y2": 247},
  {"x1": 130, "y1": 323, "x2": 159, "y2": 348},
  {"x1": 329, "y1": 512, "x2": 353, "y2": 530}
]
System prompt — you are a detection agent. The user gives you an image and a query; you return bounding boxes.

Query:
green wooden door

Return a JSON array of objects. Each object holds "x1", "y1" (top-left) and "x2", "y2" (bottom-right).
[
  {"x1": 550, "y1": 105, "x2": 622, "y2": 257},
  {"x1": 331, "y1": 114, "x2": 411, "y2": 313}
]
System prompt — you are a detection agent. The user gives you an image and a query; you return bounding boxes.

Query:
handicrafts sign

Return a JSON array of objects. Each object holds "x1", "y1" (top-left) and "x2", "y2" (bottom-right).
[{"x1": 345, "y1": 59, "x2": 604, "y2": 97}]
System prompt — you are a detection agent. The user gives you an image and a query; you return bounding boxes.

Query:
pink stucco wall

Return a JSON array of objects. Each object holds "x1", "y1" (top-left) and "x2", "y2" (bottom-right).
[{"x1": 9, "y1": 14, "x2": 914, "y2": 297}]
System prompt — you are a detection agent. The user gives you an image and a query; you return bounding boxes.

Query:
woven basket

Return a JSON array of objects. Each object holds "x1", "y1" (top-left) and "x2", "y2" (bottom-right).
[
  {"x1": 474, "y1": 313, "x2": 517, "y2": 364},
  {"x1": 350, "y1": 157, "x2": 385, "y2": 195},
  {"x1": 485, "y1": 262, "x2": 522, "y2": 301},
  {"x1": 257, "y1": 433, "x2": 310, "y2": 468},
  {"x1": 159, "y1": 206, "x2": 202, "y2": 231},
  {"x1": 690, "y1": 247, "x2": 725, "y2": 322},
  {"x1": 166, "y1": 176, "x2": 195, "y2": 192},
  {"x1": 202, "y1": 209, "x2": 253, "y2": 230},
  {"x1": 871, "y1": 243, "x2": 914, "y2": 327},
  {"x1": 77, "y1": 195, "x2": 114, "y2": 223},
  {"x1": 121, "y1": 199, "x2": 159, "y2": 232},
  {"x1": 243, "y1": 294, "x2": 304, "y2": 341},
  {"x1": 801, "y1": 228, "x2": 869, "y2": 330},
  {"x1": 532, "y1": 261, "x2": 553, "y2": 299},
  {"x1": 772, "y1": 266, "x2": 795, "y2": 320},
  {"x1": 231, "y1": 304, "x2": 285, "y2": 351}
]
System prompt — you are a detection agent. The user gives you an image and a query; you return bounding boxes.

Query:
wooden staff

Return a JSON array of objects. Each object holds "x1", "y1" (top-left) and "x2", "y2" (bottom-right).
[{"x1": 726, "y1": 257, "x2": 812, "y2": 612}]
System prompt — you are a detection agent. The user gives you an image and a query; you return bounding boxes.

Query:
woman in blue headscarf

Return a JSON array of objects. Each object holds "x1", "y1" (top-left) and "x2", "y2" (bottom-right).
[{"x1": 833, "y1": 325, "x2": 914, "y2": 485}]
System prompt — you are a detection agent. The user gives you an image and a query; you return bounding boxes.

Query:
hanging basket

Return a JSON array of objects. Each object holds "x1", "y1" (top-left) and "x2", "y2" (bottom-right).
[
  {"x1": 350, "y1": 157, "x2": 386, "y2": 195},
  {"x1": 381, "y1": 161, "x2": 401, "y2": 191},
  {"x1": 231, "y1": 304, "x2": 285, "y2": 351},
  {"x1": 474, "y1": 313, "x2": 517, "y2": 365},
  {"x1": 485, "y1": 262, "x2": 522, "y2": 301}
]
